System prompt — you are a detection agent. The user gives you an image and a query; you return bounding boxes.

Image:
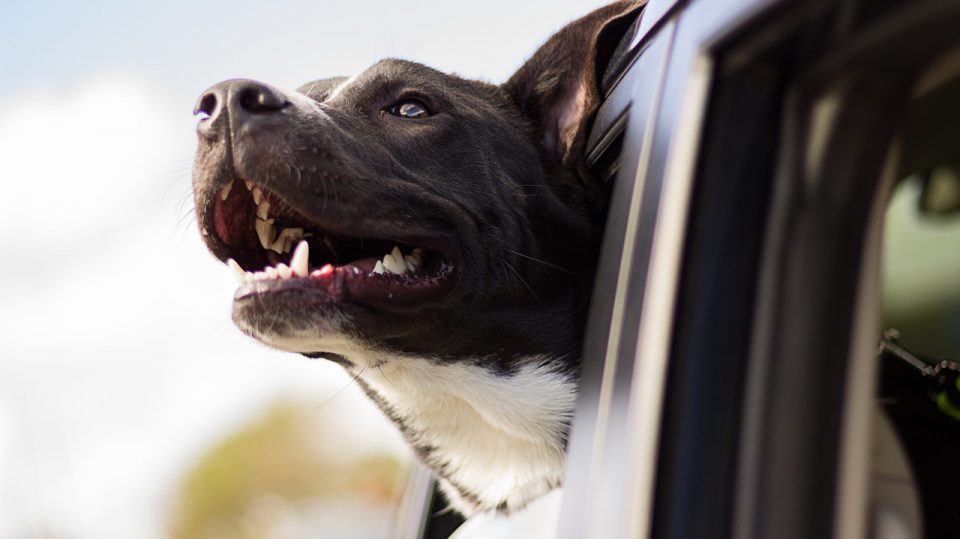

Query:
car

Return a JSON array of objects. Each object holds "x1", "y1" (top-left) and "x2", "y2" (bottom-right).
[{"x1": 396, "y1": 0, "x2": 960, "y2": 536}]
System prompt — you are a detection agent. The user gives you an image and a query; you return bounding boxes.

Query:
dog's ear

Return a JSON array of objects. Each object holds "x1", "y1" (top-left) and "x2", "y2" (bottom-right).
[{"x1": 503, "y1": 1, "x2": 645, "y2": 168}]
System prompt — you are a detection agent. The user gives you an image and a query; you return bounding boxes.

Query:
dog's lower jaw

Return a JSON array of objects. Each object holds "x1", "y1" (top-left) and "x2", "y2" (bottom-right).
[
  {"x1": 232, "y1": 313, "x2": 578, "y2": 515},
  {"x1": 356, "y1": 355, "x2": 577, "y2": 516}
]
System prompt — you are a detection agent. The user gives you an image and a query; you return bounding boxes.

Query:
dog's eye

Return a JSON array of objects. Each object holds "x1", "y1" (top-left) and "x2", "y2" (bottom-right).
[{"x1": 387, "y1": 100, "x2": 430, "y2": 119}]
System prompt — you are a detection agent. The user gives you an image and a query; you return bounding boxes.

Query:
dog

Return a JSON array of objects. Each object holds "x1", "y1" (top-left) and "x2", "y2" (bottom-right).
[{"x1": 192, "y1": 0, "x2": 646, "y2": 516}]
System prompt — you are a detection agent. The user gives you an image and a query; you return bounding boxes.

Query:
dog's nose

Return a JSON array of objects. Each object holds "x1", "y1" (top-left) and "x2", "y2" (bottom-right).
[{"x1": 194, "y1": 79, "x2": 289, "y2": 140}]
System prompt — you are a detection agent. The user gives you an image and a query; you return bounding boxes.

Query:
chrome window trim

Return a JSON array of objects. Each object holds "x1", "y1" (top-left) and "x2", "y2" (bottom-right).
[
  {"x1": 621, "y1": 49, "x2": 713, "y2": 539},
  {"x1": 559, "y1": 24, "x2": 675, "y2": 539},
  {"x1": 562, "y1": 0, "x2": 786, "y2": 536}
]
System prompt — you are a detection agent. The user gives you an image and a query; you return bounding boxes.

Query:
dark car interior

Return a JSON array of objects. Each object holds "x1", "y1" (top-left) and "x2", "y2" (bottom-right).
[{"x1": 877, "y1": 51, "x2": 960, "y2": 537}]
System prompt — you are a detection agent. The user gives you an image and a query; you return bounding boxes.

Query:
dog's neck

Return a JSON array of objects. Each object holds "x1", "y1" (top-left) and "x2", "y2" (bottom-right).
[{"x1": 352, "y1": 354, "x2": 577, "y2": 515}]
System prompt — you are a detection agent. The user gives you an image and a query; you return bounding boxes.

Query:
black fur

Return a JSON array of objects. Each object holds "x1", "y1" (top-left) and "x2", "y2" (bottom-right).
[{"x1": 192, "y1": 0, "x2": 647, "y2": 514}]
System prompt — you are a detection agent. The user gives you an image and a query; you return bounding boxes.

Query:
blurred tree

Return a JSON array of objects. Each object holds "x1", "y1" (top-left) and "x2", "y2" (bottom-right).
[{"x1": 168, "y1": 400, "x2": 404, "y2": 539}]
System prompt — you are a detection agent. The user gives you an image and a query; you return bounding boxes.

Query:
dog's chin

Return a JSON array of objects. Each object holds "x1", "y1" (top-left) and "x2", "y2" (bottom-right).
[
  {"x1": 230, "y1": 285, "x2": 349, "y2": 351},
  {"x1": 229, "y1": 266, "x2": 457, "y2": 357}
]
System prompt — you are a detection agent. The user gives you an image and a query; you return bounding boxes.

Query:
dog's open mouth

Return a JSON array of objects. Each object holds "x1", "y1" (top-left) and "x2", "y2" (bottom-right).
[{"x1": 209, "y1": 178, "x2": 455, "y2": 306}]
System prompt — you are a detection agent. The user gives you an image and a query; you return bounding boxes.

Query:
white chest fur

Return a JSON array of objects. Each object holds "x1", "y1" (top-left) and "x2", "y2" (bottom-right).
[
  {"x1": 248, "y1": 329, "x2": 577, "y2": 514},
  {"x1": 358, "y1": 356, "x2": 577, "y2": 514}
]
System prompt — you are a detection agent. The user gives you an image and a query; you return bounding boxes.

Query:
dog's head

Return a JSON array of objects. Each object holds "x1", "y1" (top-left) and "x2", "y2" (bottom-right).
[{"x1": 192, "y1": 1, "x2": 642, "y2": 371}]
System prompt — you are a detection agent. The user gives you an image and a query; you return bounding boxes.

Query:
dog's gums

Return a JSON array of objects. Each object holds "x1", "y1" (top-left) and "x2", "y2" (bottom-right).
[{"x1": 211, "y1": 177, "x2": 455, "y2": 306}]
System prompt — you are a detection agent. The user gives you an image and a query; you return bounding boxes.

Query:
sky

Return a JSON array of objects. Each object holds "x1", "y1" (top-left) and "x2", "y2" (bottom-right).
[{"x1": 0, "y1": 1, "x2": 609, "y2": 538}]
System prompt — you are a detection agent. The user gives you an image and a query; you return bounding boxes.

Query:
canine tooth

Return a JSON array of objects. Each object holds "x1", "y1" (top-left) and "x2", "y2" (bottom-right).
[
  {"x1": 277, "y1": 263, "x2": 293, "y2": 279},
  {"x1": 253, "y1": 187, "x2": 264, "y2": 205},
  {"x1": 373, "y1": 260, "x2": 385, "y2": 275},
  {"x1": 219, "y1": 182, "x2": 234, "y2": 201},
  {"x1": 244, "y1": 180, "x2": 254, "y2": 190},
  {"x1": 257, "y1": 200, "x2": 270, "y2": 220},
  {"x1": 227, "y1": 258, "x2": 245, "y2": 283},
  {"x1": 290, "y1": 241, "x2": 309, "y2": 276},
  {"x1": 255, "y1": 219, "x2": 276, "y2": 249},
  {"x1": 382, "y1": 253, "x2": 406, "y2": 275}
]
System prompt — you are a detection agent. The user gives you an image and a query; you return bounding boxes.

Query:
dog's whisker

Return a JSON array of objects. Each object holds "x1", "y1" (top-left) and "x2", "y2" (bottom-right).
[
  {"x1": 504, "y1": 249, "x2": 576, "y2": 276},
  {"x1": 376, "y1": 362, "x2": 397, "y2": 387},
  {"x1": 310, "y1": 367, "x2": 369, "y2": 412},
  {"x1": 172, "y1": 206, "x2": 198, "y2": 239},
  {"x1": 500, "y1": 259, "x2": 540, "y2": 300},
  {"x1": 174, "y1": 213, "x2": 196, "y2": 237}
]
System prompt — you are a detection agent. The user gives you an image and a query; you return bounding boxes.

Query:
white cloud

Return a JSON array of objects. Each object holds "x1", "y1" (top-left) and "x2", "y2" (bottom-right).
[
  {"x1": 0, "y1": 72, "x2": 189, "y2": 250},
  {"x1": 0, "y1": 73, "x2": 407, "y2": 539}
]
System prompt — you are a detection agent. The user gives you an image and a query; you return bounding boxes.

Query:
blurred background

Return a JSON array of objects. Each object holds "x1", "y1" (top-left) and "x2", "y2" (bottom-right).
[{"x1": 0, "y1": 1, "x2": 607, "y2": 537}]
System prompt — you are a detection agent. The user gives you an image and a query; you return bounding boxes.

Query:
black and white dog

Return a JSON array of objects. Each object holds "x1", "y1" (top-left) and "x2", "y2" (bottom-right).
[{"x1": 192, "y1": 0, "x2": 645, "y2": 516}]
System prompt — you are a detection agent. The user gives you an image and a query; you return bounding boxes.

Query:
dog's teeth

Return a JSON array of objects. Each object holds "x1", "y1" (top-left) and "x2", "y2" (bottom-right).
[
  {"x1": 290, "y1": 241, "x2": 309, "y2": 277},
  {"x1": 391, "y1": 245, "x2": 403, "y2": 260},
  {"x1": 373, "y1": 260, "x2": 385, "y2": 275},
  {"x1": 270, "y1": 238, "x2": 292, "y2": 254},
  {"x1": 255, "y1": 219, "x2": 276, "y2": 249},
  {"x1": 265, "y1": 266, "x2": 279, "y2": 279},
  {"x1": 405, "y1": 254, "x2": 420, "y2": 271},
  {"x1": 256, "y1": 200, "x2": 271, "y2": 220},
  {"x1": 269, "y1": 228, "x2": 304, "y2": 254},
  {"x1": 219, "y1": 182, "x2": 234, "y2": 201},
  {"x1": 382, "y1": 252, "x2": 407, "y2": 275},
  {"x1": 277, "y1": 263, "x2": 293, "y2": 279},
  {"x1": 244, "y1": 180, "x2": 254, "y2": 191},
  {"x1": 227, "y1": 258, "x2": 245, "y2": 284},
  {"x1": 279, "y1": 227, "x2": 304, "y2": 240},
  {"x1": 406, "y1": 248, "x2": 426, "y2": 272},
  {"x1": 253, "y1": 187, "x2": 264, "y2": 206},
  {"x1": 381, "y1": 253, "x2": 395, "y2": 274}
]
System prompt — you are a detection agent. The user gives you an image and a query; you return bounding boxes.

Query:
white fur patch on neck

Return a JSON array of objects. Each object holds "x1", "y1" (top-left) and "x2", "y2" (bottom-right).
[
  {"x1": 245, "y1": 328, "x2": 576, "y2": 514},
  {"x1": 360, "y1": 355, "x2": 576, "y2": 514}
]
